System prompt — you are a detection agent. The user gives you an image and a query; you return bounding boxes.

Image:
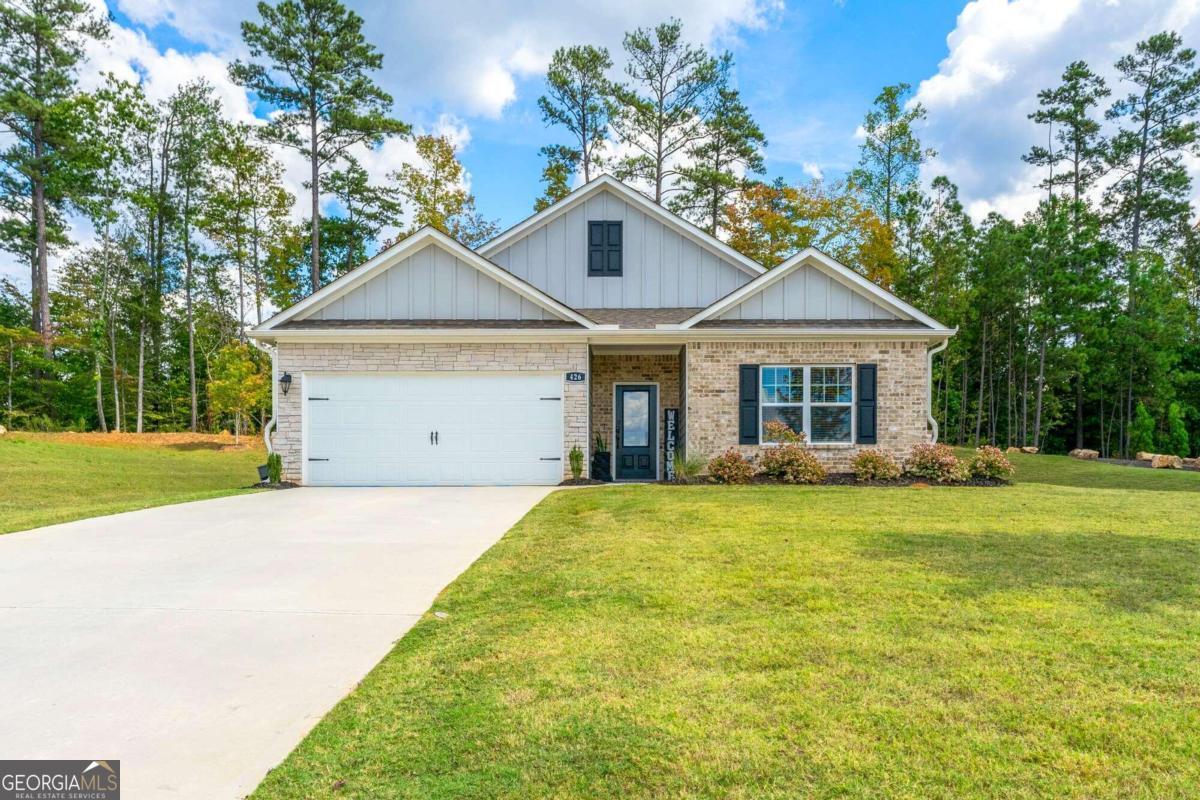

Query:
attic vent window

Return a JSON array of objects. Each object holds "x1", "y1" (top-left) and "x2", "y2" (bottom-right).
[{"x1": 588, "y1": 221, "x2": 622, "y2": 276}]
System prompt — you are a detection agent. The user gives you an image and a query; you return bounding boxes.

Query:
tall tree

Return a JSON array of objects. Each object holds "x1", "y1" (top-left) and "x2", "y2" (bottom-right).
[
  {"x1": 1025, "y1": 62, "x2": 1111, "y2": 447},
  {"x1": 323, "y1": 157, "x2": 401, "y2": 275},
  {"x1": 393, "y1": 135, "x2": 497, "y2": 247},
  {"x1": 849, "y1": 83, "x2": 935, "y2": 227},
  {"x1": 533, "y1": 144, "x2": 578, "y2": 212},
  {"x1": 538, "y1": 45, "x2": 613, "y2": 185},
  {"x1": 611, "y1": 19, "x2": 724, "y2": 203},
  {"x1": 0, "y1": 0, "x2": 108, "y2": 355},
  {"x1": 230, "y1": 0, "x2": 408, "y2": 291},
  {"x1": 167, "y1": 81, "x2": 222, "y2": 432},
  {"x1": 669, "y1": 82, "x2": 765, "y2": 235}
]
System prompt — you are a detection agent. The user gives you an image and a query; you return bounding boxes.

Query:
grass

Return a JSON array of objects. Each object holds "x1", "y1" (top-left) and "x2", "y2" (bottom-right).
[
  {"x1": 0, "y1": 432, "x2": 265, "y2": 534},
  {"x1": 253, "y1": 453, "x2": 1200, "y2": 800}
]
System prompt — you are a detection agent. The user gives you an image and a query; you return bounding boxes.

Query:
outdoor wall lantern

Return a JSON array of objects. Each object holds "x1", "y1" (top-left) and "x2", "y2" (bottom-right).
[{"x1": 279, "y1": 372, "x2": 293, "y2": 396}]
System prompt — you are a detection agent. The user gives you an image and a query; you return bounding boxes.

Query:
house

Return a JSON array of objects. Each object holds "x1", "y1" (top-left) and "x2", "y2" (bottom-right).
[{"x1": 248, "y1": 175, "x2": 954, "y2": 486}]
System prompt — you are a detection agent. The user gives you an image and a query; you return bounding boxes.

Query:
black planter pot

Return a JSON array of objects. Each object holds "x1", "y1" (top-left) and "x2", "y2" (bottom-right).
[
  {"x1": 257, "y1": 464, "x2": 270, "y2": 482},
  {"x1": 591, "y1": 452, "x2": 612, "y2": 482}
]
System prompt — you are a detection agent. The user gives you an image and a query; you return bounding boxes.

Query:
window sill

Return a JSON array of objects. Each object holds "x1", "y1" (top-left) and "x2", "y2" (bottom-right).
[{"x1": 760, "y1": 441, "x2": 854, "y2": 449}]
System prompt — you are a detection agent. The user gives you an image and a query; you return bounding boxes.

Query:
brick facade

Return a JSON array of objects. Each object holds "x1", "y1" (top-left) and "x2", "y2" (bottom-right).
[
  {"x1": 589, "y1": 351, "x2": 682, "y2": 478},
  {"x1": 271, "y1": 342, "x2": 589, "y2": 482},
  {"x1": 684, "y1": 340, "x2": 931, "y2": 471}
]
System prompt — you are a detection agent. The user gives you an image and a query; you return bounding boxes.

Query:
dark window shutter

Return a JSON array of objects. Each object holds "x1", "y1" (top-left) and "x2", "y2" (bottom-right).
[
  {"x1": 856, "y1": 363, "x2": 877, "y2": 445},
  {"x1": 606, "y1": 222, "x2": 622, "y2": 274},
  {"x1": 588, "y1": 222, "x2": 605, "y2": 275},
  {"x1": 739, "y1": 364, "x2": 760, "y2": 444}
]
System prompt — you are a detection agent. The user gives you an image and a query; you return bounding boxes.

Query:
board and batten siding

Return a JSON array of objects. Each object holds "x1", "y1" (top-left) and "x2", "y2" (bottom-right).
[
  {"x1": 717, "y1": 264, "x2": 899, "y2": 321},
  {"x1": 300, "y1": 243, "x2": 552, "y2": 321},
  {"x1": 485, "y1": 189, "x2": 753, "y2": 309}
]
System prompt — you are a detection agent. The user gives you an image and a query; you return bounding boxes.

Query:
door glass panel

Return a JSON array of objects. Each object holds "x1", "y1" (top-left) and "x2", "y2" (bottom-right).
[{"x1": 622, "y1": 391, "x2": 649, "y2": 447}]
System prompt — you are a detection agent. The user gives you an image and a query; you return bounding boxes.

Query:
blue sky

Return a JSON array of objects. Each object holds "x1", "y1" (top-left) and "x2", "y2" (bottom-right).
[{"x1": 8, "y1": 0, "x2": 1200, "y2": 290}]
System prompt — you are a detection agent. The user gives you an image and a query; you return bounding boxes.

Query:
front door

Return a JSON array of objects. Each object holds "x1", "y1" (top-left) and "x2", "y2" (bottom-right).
[{"x1": 615, "y1": 384, "x2": 657, "y2": 480}]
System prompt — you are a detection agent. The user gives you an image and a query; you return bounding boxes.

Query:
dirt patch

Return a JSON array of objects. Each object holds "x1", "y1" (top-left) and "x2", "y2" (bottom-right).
[
  {"x1": 11, "y1": 431, "x2": 263, "y2": 452},
  {"x1": 1099, "y1": 457, "x2": 1200, "y2": 472}
]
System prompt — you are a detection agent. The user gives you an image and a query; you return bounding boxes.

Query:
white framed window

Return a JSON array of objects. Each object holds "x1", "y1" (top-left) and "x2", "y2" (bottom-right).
[{"x1": 760, "y1": 365, "x2": 854, "y2": 445}]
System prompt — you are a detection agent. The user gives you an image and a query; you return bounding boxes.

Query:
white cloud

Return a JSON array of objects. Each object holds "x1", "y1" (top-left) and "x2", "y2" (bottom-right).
[
  {"x1": 914, "y1": 0, "x2": 1200, "y2": 221},
  {"x1": 802, "y1": 162, "x2": 824, "y2": 181},
  {"x1": 113, "y1": 0, "x2": 780, "y2": 118}
]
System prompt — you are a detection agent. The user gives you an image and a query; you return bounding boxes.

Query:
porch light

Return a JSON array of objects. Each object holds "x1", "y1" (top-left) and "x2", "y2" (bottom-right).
[{"x1": 279, "y1": 372, "x2": 293, "y2": 396}]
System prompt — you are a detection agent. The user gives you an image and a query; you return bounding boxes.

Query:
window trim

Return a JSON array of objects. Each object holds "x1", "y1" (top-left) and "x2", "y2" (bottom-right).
[{"x1": 759, "y1": 364, "x2": 856, "y2": 447}]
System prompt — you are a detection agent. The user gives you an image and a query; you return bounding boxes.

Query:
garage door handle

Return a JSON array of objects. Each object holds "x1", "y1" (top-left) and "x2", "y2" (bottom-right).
[
  {"x1": 308, "y1": 458, "x2": 329, "y2": 462},
  {"x1": 308, "y1": 397, "x2": 329, "y2": 401},
  {"x1": 540, "y1": 457, "x2": 561, "y2": 461},
  {"x1": 540, "y1": 396, "x2": 561, "y2": 401}
]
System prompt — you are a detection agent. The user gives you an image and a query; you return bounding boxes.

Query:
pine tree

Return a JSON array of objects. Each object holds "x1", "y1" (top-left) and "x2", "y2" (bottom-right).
[
  {"x1": 611, "y1": 19, "x2": 724, "y2": 203},
  {"x1": 323, "y1": 158, "x2": 401, "y2": 275},
  {"x1": 538, "y1": 46, "x2": 613, "y2": 184},
  {"x1": 230, "y1": 0, "x2": 408, "y2": 291},
  {"x1": 670, "y1": 83, "x2": 765, "y2": 235},
  {"x1": 0, "y1": 0, "x2": 108, "y2": 355},
  {"x1": 533, "y1": 145, "x2": 577, "y2": 212},
  {"x1": 849, "y1": 84, "x2": 935, "y2": 227}
]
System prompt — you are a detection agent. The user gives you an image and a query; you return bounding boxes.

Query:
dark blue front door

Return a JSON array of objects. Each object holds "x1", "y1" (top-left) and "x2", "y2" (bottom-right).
[{"x1": 615, "y1": 385, "x2": 657, "y2": 480}]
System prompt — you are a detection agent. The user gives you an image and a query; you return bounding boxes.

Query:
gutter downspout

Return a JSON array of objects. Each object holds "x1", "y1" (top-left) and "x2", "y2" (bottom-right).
[
  {"x1": 251, "y1": 339, "x2": 277, "y2": 454},
  {"x1": 927, "y1": 338, "x2": 949, "y2": 444}
]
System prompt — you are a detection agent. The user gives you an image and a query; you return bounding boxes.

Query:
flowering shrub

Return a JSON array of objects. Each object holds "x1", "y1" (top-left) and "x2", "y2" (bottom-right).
[
  {"x1": 851, "y1": 448, "x2": 901, "y2": 481},
  {"x1": 759, "y1": 444, "x2": 826, "y2": 484},
  {"x1": 904, "y1": 443, "x2": 968, "y2": 483},
  {"x1": 763, "y1": 419, "x2": 806, "y2": 445},
  {"x1": 707, "y1": 448, "x2": 755, "y2": 484},
  {"x1": 969, "y1": 445, "x2": 1015, "y2": 480}
]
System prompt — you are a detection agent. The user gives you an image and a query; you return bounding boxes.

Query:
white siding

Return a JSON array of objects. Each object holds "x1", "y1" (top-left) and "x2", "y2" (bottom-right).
[
  {"x1": 486, "y1": 189, "x2": 752, "y2": 308},
  {"x1": 717, "y1": 265, "x2": 899, "y2": 321},
  {"x1": 301, "y1": 243, "x2": 551, "y2": 321}
]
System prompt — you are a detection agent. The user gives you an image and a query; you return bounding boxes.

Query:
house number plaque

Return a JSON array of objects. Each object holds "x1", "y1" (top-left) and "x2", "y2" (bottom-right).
[{"x1": 565, "y1": 372, "x2": 586, "y2": 382}]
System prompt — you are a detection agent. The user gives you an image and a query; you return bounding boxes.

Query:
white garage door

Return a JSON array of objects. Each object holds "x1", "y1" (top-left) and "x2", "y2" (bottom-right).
[{"x1": 304, "y1": 373, "x2": 564, "y2": 486}]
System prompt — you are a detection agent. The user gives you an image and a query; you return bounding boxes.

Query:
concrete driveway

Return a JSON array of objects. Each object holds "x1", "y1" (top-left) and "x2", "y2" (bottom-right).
[{"x1": 0, "y1": 486, "x2": 552, "y2": 799}]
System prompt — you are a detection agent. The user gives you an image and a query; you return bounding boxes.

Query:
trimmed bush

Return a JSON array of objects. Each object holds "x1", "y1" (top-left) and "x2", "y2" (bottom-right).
[
  {"x1": 968, "y1": 445, "x2": 1015, "y2": 480},
  {"x1": 851, "y1": 448, "x2": 901, "y2": 481},
  {"x1": 759, "y1": 444, "x2": 826, "y2": 484},
  {"x1": 905, "y1": 443, "x2": 968, "y2": 483},
  {"x1": 707, "y1": 449, "x2": 755, "y2": 484},
  {"x1": 266, "y1": 452, "x2": 283, "y2": 484}
]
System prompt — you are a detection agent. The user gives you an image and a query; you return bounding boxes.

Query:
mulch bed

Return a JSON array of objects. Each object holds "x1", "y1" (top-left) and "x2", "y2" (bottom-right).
[
  {"x1": 250, "y1": 481, "x2": 299, "y2": 490},
  {"x1": 1097, "y1": 457, "x2": 1200, "y2": 472},
  {"x1": 558, "y1": 478, "x2": 607, "y2": 486}
]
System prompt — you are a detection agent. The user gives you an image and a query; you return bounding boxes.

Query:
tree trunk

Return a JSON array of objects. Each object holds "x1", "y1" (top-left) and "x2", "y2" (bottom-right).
[
  {"x1": 136, "y1": 320, "x2": 145, "y2": 433},
  {"x1": 109, "y1": 320, "x2": 121, "y2": 433},
  {"x1": 974, "y1": 320, "x2": 987, "y2": 445},
  {"x1": 1033, "y1": 335, "x2": 1047, "y2": 448},
  {"x1": 94, "y1": 355, "x2": 108, "y2": 433},
  {"x1": 1074, "y1": 372, "x2": 1084, "y2": 450},
  {"x1": 32, "y1": 122, "x2": 51, "y2": 358},
  {"x1": 185, "y1": 215, "x2": 198, "y2": 432},
  {"x1": 310, "y1": 106, "x2": 321, "y2": 290}
]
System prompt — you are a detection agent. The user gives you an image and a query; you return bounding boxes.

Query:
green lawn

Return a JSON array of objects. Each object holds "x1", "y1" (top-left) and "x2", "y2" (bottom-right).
[
  {"x1": 254, "y1": 454, "x2": 1200, "y2": 800},
  {"x1": 0, "y1": 433, "x2": 264, "y2": 534}
]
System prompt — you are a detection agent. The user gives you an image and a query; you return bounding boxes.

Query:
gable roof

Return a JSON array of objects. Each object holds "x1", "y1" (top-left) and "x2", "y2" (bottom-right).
[
  {"x1": 478, "y1": 174, "x2": 766, "y2": 279},
  {"x1": 252, "y1": 226, "x2": 599, "y2": 333},
  {"x1": 676, "y1": 247, "x2": 950, "y2": 331}
]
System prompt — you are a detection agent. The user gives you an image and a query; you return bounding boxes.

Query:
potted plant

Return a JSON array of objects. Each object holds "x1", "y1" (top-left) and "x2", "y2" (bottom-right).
[{"x1": 590, "y1": 432, "x2": 612, "y2": 482}]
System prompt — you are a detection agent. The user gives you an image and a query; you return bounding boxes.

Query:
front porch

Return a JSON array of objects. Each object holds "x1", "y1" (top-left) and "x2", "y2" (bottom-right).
[{"x1": 589, "y1": 346, "x2": 684, "y2": 481}]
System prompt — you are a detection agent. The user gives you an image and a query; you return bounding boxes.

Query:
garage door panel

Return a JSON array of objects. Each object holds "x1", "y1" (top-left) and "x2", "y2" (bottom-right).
[{"x1": 304, "y1": 373, "x2": 564, "y2": 486}]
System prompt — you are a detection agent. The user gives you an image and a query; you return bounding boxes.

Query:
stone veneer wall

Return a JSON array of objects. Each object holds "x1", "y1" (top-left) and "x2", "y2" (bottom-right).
[
  {"x1": 589, "y1": 351, "x2": 682, "y2": 479},
  {"x1": 684, "y1": 340, "x2": 931, "y2": 471},
  {"x1": 272, "y1": 342, "x2": 589, "y2": 482}
]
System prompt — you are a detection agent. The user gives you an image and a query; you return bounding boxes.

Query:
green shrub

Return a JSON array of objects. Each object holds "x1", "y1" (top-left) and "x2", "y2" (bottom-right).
[
  {"x1": 267, "y1": 452, "x2": 283, "y2": 484},
  {"x1": 759, "y1": 444, "x2": 826, "y2": 484},
  {"x1": 673, "y1": 451, "x2": 707, "y2": 480},
  {"x1": 851, "y1": 448, "x2": 902, "y2": 481},
  {"x1": 968, "y1": 445, "x2": 1014, "y2": 480},
  {"x1": 905, "y1": 443, "x2": 967, "y2": 483},
  {"x1": 593, "y1": 431, "x2": 608, "y2": 453},
  {"x1": 568, "y1": 445, "x2": 584, "y2": 479},
  {"x1": 707, "y1": 449, "x2": 755, "y2": 484}
]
